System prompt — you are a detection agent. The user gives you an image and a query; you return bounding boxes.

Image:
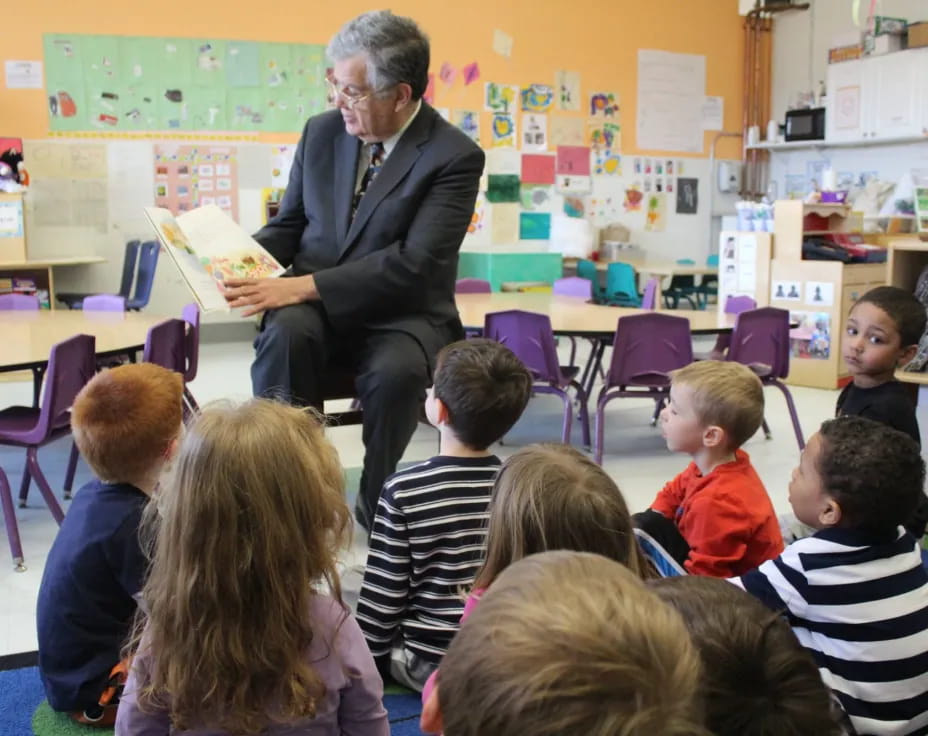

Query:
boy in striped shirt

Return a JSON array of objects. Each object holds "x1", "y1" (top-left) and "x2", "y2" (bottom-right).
[
  {"x1": 733, "y1": 416, "x2": 928, "y2": 735},
  {"x1": 356, "y1": 338, "x2": 532, "y2": 691}
]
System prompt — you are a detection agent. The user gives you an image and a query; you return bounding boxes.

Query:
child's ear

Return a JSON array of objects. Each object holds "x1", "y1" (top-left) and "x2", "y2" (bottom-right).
[
  {"x1": 819, "y1": 495, "x2": 842, "y2": 528},
  {"x1": 898, "y1": 343, "x2": 919, "y2": 367},
  {"x1": 702, "y1": 425, "x2": 726, "y2": 449},
  {"x1": 434, "y1": 397, "x2": 451, "y2": 426},
  {"x1": 420, "y1": 685, "x2": 444, "y2": 734}
]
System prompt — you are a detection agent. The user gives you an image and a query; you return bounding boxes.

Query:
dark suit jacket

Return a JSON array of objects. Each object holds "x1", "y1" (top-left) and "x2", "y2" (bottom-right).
[{"x1": 254, "y1": 103, "x2": 485, "y2": 359}]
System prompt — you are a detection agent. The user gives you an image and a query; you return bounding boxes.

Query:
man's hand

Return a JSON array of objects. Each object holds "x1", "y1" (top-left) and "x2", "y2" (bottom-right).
[{"x1": 221, "y1": 274, "x2": 318, "y2": 318}]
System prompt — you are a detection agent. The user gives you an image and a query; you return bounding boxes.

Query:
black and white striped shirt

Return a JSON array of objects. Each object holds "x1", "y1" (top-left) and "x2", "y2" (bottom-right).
[
  {"x1": 356, "y1": 455, "x2": 499, "y2": 667},
  {"x1": 734, "y1": 527, "x2": 928, "y2": 736}
]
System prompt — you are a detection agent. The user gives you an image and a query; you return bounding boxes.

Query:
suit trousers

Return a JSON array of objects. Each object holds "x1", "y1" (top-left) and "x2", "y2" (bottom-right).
[{"x1": 251, "y1": 301, "x2": 440, "y2": 525}]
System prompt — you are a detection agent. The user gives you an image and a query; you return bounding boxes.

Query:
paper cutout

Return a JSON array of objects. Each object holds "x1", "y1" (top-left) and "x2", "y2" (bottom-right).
[
  {"x1": 485, "y1": 82, "x2": 519, "y2": 112},
  {"x1": 645, "y1": 192, "x2": 666, "y2": 231},
  {"x1": 490, "y1": 114, "x2": 516, "y2": 147},
  {"x1": 556, "y1": 145, "x2": 591, "y2": 176},
  {"x1": 676, "y1": 177, "x2": 698, "y2": 214},
  {"x1": 624, "y1": 187, "x2": 643, "y2": 212},
  {"x1": 521, "y1": 113, "x2": 547, "y2": 152},
  {"x1": 563, "y1": 196, "x2": 585, "y2": 218},
  {"x1": 439, "y1": 62, "x2": 457, "y2": 86},
  {"x1": 521, "y1": 84, "x2": 553, "y2": 112},
  {"x1": 486, "y1": 148, "x2": 522, "y2": 176},
  {"x1": 520, "y1": 212, "x2": 551, "y2": 240},
  {"x1": 586, "y1": 119, "x2": 620, "y2": 152},
  {"x1": 589, "y1": 91, "x2": 619, "y2": 117},
  {"x1": 555, "y1": 70, "x2": 580, "y2": 111},
  {"x1": 487, "y1": 174, "x2": 521, "y2": 203},
  {"x1": 493, "y1": 29, "x2": 514, "y2": 58},
  {"x1": 462, "y1": 62, "x2": 480, "y2": 85},
  {"x1": 452, "y1": 109, "x2": 480, "y2": 142},
  {"x1": 520, "y1": 184, "x2": 554, "y2": 212},
  {"x1": 490, "y1": 202, "x2": 520, "y2": 244},
  {"x1": 549, "y1": 117, "x2": 585, "y2": 146},
  {"x1": 521, "y1": 154, "x2": 556, "y2": 184}
]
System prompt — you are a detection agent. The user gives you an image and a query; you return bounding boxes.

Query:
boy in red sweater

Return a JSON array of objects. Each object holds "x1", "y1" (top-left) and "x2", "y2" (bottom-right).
[{"x1": 635, "y1": 360, "x2": 783, "y2": 577}]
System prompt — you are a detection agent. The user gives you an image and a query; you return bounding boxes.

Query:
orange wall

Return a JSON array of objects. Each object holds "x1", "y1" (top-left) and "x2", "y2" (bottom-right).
[{"x1": 3, "y1": 0, "x2": 744, "y2": 157}]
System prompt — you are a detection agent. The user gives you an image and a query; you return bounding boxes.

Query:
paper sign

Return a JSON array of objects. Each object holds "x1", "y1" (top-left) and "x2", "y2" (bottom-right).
[
  {"x1": 556, "y1": 146, "x2": 591, "y2": 176},
  {"x1": 521, "y1": 154, "x2": 556, "y2": 184},
  {"x1": 493, "y1": 29, "x2": 514, "y2": 58},
  {"x1": 5, "y1": 60, "x2": 43, "y2": 89},
  {"x1": 701, "y1": 96, "x2": 724, "y2": 130},
  {"x1": 461, "y1": 62, "x2": 480, "y2": 85}
]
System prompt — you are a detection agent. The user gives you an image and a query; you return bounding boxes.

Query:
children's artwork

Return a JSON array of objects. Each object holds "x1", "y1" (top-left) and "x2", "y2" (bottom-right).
[
  {"x1": 915, "y1": 185, "x2": 928, "y2": 233},
  {"x1": 789, "y1": 311, "x2": 831, "y2": 360},
  {"x1": 586, "y1": 120, "x2": 620, "y2": 152},
  {"x1": 492, "y1": 29, "x2": 513, "y2": 58},
  {"x1": 563, "y1": 196, "x2": 585, "y2": 218},
  {"x1": 784, "y1": 174, "x2": 807, "y2": 199},
  {"x1": 549, "y1": 117, "x2": 585, "y2": 146},
  {"x1": 521, "y1": 154, "x2": 556, "y2": 184},
  {"x1": 806, "y1": 160, "x2": 828, "y2": 190},
  {"x1": 521, "y1": 84, "x2": 553, "y2": 112},
  {"x1": 519, "y1": 212, "x2": 551, "y2": 240},
  {"x1": 486, "y1": 174, "x2": 520, "y2": 203},
  {"x1": 556, "y1": 146, "x2": 591, "y2": 176},
  {"x1": 490, "y1": 202, "x2": 520, "y2": 244},
  {"x1": 521, "y1": 113, "x2": 547, "y2": 152},
  {"x1": 644, "y1": 193, "x2": 666, "y2": 232},
  {"x1": 623, "y1": 187, "x2": 643, "y2": 212},
  {"x1": 464, "y1": 192, "x2": 489, "y2": 245},
  {"x1": 452, "y1": 109, "x2": 480, "y2": 142},
  {"x1": 486, "y1": 148, "x2": 521, "y2": 176},
  {"x1": 805, "y1": 281, "x2": 835, "y2": 307},
  {"x1": 555, "y1": 70, "x2": 580, "y2": 111},
  {"x1": 490, "y1": 114, "x2": 516, "y2": 147},
  {"x1": 485, "y1": 82, "x2": 519, "y2": 113},
  {"x1": 676, "y1": 177, "x2": 698, "y2": 214},
  {"x1": 461, "y1": 62, "x2": 480, "y2": 85},
  {"x1": 270, "y1": 144, "x2": 296, "y2": 189},
  {"x1": 520, "y1": 184, "x2": 554, "y2": 211},
  {"x1": 592, "y1": 150, "x2": 621, "y2": 176},
  {"x1": 589, "y1": 91, "x2": 619, "y2": 117},
  {"x1": 439, "y1": 62, "x2": 457, "y2": 86},
  {"x1": 555, "y1": 174, "x2": 591, "y2": 194},
  {"x1": 154, "y1": 144, "x2": 239, "y2": 220},
  {"x1": 771, "y1": 280, "x2": 802, "y2": 302}
]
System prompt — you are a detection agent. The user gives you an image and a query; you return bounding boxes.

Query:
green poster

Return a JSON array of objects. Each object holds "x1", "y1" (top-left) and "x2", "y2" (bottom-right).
[
  {"x1": 44, "y1": 35, "x2": 87, "y2": 131},
  {"x1": 190, "y1": 39, "x2": 227, "y2": 88},
  {"x1": 226, "y1": 41, "x2": 260, "y2": 88},
  {"x1": 291, "y1": 44, "x2": 326, "y2": 87},
  {"x1": 184, "y1": 86, "x2": 228, "y2": 130},
  {"x1": 158, "y1": 38, "x2": 193, "y2": 89},
  {"x1": 227, "y1": 88, "x2": 265, "y2": 131},
  {"x1": 260, "y1": 43, "x2": 293, "y2": 88}
]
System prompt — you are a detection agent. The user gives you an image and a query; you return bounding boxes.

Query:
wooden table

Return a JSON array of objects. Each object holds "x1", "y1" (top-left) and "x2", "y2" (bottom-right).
[
  {"x1": 1, "y1": 310, "x2": 166, "y2": 372},
  {"x1": 564, "y1": 256, "x2": 718, "y2": 278},
  {"x1": 0, "y1": 256, "x2": 105, "y2": 310}
]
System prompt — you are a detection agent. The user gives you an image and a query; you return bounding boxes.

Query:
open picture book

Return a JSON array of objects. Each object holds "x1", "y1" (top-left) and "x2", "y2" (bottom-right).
[{"x1": 144, "y1": 205, "x2": 284, "y2": 312}]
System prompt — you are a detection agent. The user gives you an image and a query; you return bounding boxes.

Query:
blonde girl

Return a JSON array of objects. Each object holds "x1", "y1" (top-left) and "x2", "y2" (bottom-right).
[{"x1": 115, "y1": 399, "x2": 388, "y2": 736}]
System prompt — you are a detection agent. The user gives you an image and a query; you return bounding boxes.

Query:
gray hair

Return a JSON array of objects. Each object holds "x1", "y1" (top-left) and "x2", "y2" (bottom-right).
[{"x1": 327, "y1": 10, "x2": 430, "y2": 100}]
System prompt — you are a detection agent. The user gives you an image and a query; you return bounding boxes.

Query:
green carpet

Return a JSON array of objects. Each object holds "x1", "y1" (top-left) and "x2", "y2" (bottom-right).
[{"x1": 32, "y1": 701, "x2": 112, "y2": 736}]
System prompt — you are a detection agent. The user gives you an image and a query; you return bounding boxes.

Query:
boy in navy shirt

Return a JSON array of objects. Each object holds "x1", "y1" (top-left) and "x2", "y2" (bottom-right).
[{"x1": 36, "y1": 363, "x2": 183, "y2": 726}]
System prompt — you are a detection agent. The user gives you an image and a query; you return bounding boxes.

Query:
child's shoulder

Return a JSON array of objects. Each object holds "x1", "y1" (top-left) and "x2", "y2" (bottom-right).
[{"x1": 385, "y1": 455, "x2": 501, "y2": 490}]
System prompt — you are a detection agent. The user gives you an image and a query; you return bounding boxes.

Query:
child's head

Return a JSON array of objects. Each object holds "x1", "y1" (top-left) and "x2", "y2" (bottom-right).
[
  {"x1": 789, "y1": 416, "x2": 924, "y2": 534},
  {"x1": 424, "y1": 551, "x2": 706, "y2": 736},
  {"x1": 473, "y1": 443, "x2": 648, "y2": 588},
  {"x1": 660, "y1": 360, "x2": 764, "y2": 454},
  {"x1": 138, "y1": 399, "x2": 351, "y2": 734},
  {"x1": 844, "y1": 286, "x2": 925, "y2": 384},
  {"x1": 427, "y1": 338, "x2": 532, "y2": 450},
  {"x1": 71, "y1": 363, "x2": 183, "y2": 487},
  {"x1": 650, "y1": 576, "x2": 840, "y2": 736}
]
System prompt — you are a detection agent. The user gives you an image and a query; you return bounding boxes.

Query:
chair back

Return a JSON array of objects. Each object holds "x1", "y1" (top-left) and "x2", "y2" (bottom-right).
[
  {"x1": 484, "y1": 310, "x2": 562, "y2": 383},
  {"x1": 641, "y1": 277, "x2": 660, "y2": 309},
  {"x1": 32, "y1": 334, "x2": 96, "y2": 443},
  {"x1": 727, "y1": 307, "x2": 791, "y2": 379},
  {"x1": 724, "y1": 295, "x2": 757, "y2": 315},
  {"x1": 83, "y1": 294, "x2": 126, "y2": 311},
  {"x1": 0, "y1": 293, "x2": 40, "y2": 310},
  {"x1": 455, "y1": 278, "x2": 492, "y2": 294},
  {"x1": 127, "y1": 240, "x2": 160, "y2": 310},
  {"x1": 605, "y1": 262, "x2": 641, "y2": 306},
  {"x1": 118, "y1": 240, "x2": 142, "y2": 298},
  {"x1": 553, "y1": 276, "x2": 593, "y2": 299},
  {"x1": 143, "y1": 318, "x2": 187, "y2": 373},
  {"x1": 182, "y1": 303, "x2": 200, "y2": 382},
  {"x1": 576, "y1": 259, "x2": 601, "y2": 297},
  {"x1": 607, "y1": 313, "x2": 693, "y2": 387}
]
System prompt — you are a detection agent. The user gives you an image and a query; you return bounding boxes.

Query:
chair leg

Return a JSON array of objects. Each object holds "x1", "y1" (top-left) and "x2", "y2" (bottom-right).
[
  {"x1": 31, "y1": 367, "x2": 44, "y2": 409},
  {"x1": 651, "y1": 396, "x2": 665, "y2": 426},
  {"x1": 0, "y1": 468, "x2": 25, "y2": 571},
  {"x1": 594, "y1": 395, "x2": 608, "y2": 465},
  {"x1": 771, "y1": 380, "x2": 805, "y2": 450},
  {"x1": 762, "y1": 418, "x2": 772, "y2": 440},
  {"x1": 18, "y1": 460, "x2": 31, "y2": 508},
  {"x1": 26, "y1": 447, "x2": 65, "y2": 524},
  {"x1": 573, "y1": 383, "x2": 591, "y2": 449},
  {"x1": 64, "y1": 442, "x2": 80, "y2": 499},
  {"x1": 558, "y1": 390, "x2": 573, "y2": 445}
]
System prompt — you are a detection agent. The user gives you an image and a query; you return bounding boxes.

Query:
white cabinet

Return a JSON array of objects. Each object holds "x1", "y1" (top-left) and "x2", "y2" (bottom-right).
[
  {"x1": 826, "y1": 59, "x2": 873, "y2": 142},
  {"x1": 871, "y1": 51, "x2": 923, "y2": 140},
  {"x1": 918, "y1": 49, "x2": 928, "y2": 137}
]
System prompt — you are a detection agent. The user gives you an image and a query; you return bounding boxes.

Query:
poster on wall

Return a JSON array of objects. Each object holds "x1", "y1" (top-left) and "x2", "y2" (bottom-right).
[
  {"x1": 805, "y1": 281, "x2": 834, "y2": 307},
  {"x1": 789, "y1": 311, "x2": 831, "y2": 360},
  {"x1": 771, "y1": 280, "x2": 802, "y2": 302},
  {"x1": 154, "y1": 144, "x2": 239, "y2": 221}
]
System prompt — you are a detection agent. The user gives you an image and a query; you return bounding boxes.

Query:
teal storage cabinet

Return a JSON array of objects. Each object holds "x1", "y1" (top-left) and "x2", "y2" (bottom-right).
[{"x1": 457, "y1": 251, "x2": 563, "y2": 291}]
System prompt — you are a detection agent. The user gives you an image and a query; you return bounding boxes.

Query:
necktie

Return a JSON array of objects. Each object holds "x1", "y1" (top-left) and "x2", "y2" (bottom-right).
[{"x1": 352, "y1": 142, "x2": 384, "y2": 218}]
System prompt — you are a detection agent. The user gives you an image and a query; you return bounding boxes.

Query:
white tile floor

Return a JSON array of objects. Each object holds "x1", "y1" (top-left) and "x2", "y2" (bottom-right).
[{"x1": 1, "y1": 334, "x2": 918, "y2": 658}]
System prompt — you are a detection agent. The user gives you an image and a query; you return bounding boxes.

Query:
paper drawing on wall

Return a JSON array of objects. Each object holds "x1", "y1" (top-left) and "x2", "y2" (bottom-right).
[
  {"x1": 520, "y1": 184, "x2": 554, "y2": 212},
  {"x1": 493, "y1": 29, "x2": 514, "y2": 58},
  {"x1": 645, "y1": 193, "x2": 666, "y2": 231},
  {"x1": 521, "y1": 154, "x2": 556, "y2": 184},
  {"x1": 676, "y1": 177, "x2": 698, "y2": 214},
  {"x1": 490, "y1": 113, "x2": 516, "y2": 147},
  {"x1": 521, "y1": 84, "x2": 553, "y2": 112},
  {"x1": 805, "y1": 281, "x2": 834, "y2": 307},
  {"x1": 555, "y1": 174, "x2": 591, "y2": 194},
  {"x1": 520, "y1": 212, "x2": 551, "y2": 240},
  {"x1": 592, "y1": 151, "x2": 621, "y2": 176},
  {"x1": 789, "y1": 311, "x2": 830, "y2": 360},
  {"x1": 485, "y1": 82, "x2": 519, "y2": 112},
  {"x1": 563, "y1": 196, "x2": 585, "y2": 218},
  {"x1": 461, "y1": 62, "x2": 480, "y2": 85},
  {"x1": 521, "y1": 113, "x2": 547, "y2": 152},
  {"x1": 439, "y1": 62, "x2": 457, "y2": 86},
  {"x1": 452, "y1": 110, "x2": 480, "y2": 142},
  {"x1": 623, "y1": 187, "x2": 643, "y2": 212},
  {"x1": 556, "y1": 146, "x2": 591, "y2": 176},
  {"x1": 589, "y1": 91, "x2": 619, "y2": 117},
  {"x1": 549, "y1": 117, "x2": 585, "y2": 146},
  {"x1": 586, "y1": 120, "x2": 620, "y2": 152},
  {"x1": 555, "y1": 70, "x2": 580, "y2": 111}
]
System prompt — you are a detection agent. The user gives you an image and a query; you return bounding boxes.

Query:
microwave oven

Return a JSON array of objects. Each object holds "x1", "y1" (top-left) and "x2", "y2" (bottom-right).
[{"x1": 784, "y1": 107, "x2": 826, "y2": 142}]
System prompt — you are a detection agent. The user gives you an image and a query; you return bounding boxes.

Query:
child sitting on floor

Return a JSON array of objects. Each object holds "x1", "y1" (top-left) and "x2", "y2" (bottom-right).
[
  {"x1": 37, "y1": 364, "x2": 183, "y2": 728},
  {"x1": 115, "y1": 400, "x2": 388, "y2": 736},
  {"x1": 733, "y1": 416, "x2": 928, "y2": 736},
  {"x1": 420, "y1": 551, "x2": 705, "y2": 736},
  {"x1": 635, "y1": 360, "x2": 783, "y2": 577}
]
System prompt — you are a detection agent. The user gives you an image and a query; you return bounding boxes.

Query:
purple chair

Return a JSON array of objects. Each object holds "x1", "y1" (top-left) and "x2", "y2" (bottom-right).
[
  {"x1": 0, "y1": 293, "x2": 40, "y2": 310},
  {"x1": 553, "y1": 277, "x2": 594, "y2": 368},
  {"x1": 143, "y1": 318, "x2": 187, "y2": 373},
  {"x1": 82, "y1": 294, "x2": 126, "y2": 311},
  {"x1": 1, "y1": 334, "x2": 96, "y2": 570},
  {"x1": 181, "y1": 303, "x2": 200, "y2": 415},
  {"x1": 484, "y1": 310, "x2": 590, "y2": 447},
  {"x1": 641, "y1": 278, "x2": 660, "y2": 310},
  {"x1": 455, "y1": 278, "x2": 492, "y2": 294},
  {"x1": 594, "y1": 313, "x2": 694, "y2": 464},
  {"x1": 698, "y1": 295, "x2": 758, "y2": 360},
  {"x1": 726, "y1": 307, "x2": 805, "y2": 450}
]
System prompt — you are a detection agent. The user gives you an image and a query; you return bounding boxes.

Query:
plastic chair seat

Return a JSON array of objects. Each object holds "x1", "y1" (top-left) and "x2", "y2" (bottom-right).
[{"x1": 0, "y1": 406, "x2": 71, "y2": 443}]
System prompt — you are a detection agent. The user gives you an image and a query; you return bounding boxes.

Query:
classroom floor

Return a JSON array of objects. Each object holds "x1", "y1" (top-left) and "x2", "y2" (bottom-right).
[{"x1": 0, "y1": 333, "x2": 914, "y2": 658}]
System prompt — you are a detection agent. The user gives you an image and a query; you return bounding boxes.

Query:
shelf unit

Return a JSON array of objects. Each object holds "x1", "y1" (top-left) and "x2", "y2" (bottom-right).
[{"x1": 746, "y1": 134, "x2": 928, "y2": 152}]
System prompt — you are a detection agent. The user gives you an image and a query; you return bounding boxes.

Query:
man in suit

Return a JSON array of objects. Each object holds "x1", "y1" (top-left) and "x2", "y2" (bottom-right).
[{"x1": 222, "y1": 11, "x2": 485, "y2": 531}]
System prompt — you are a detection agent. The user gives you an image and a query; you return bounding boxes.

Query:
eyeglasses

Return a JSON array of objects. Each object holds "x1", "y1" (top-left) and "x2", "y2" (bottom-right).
[{"x1": 324, "y1": 76, "x2": 375, "y2": 109}]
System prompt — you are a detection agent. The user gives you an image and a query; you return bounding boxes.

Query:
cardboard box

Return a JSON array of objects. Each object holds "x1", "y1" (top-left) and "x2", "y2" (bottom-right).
[
  {"x1": 0, "y1": 193, "x2": 26, "y2": 262},
  {"x1": 909, "y1": 22, "x2": 928, "y2": 49},
  {"x1": 828, "y1": 44, "x2": 862, "y2": 63},
  {"x1": 873, "y1": 16, "x2": 907, "y2": 35},
  {"x1": 863, "y1": 31, "x2": 905, "y2": 55}
]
